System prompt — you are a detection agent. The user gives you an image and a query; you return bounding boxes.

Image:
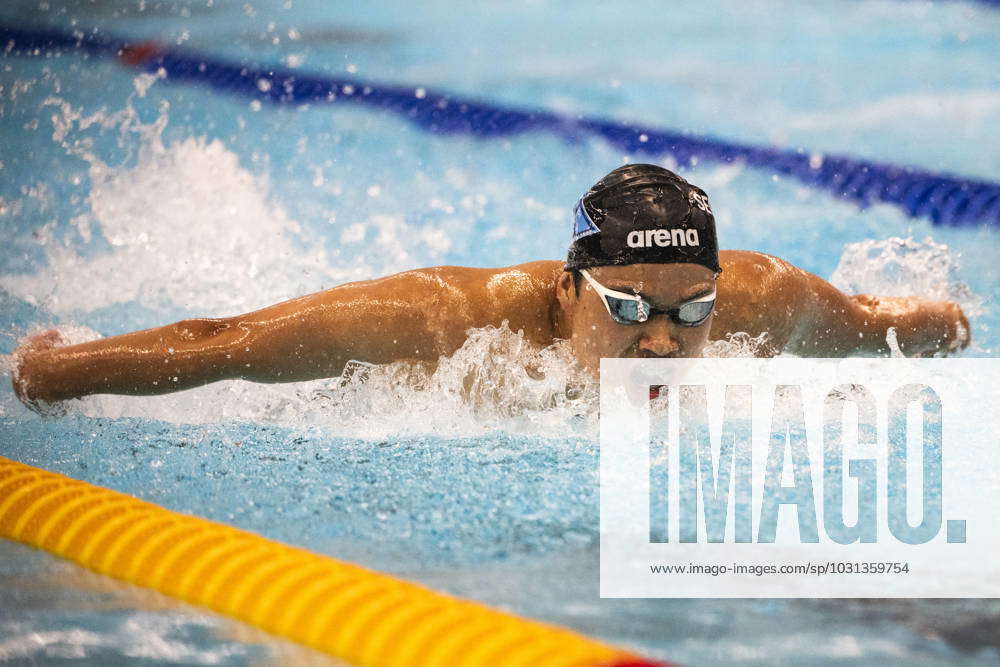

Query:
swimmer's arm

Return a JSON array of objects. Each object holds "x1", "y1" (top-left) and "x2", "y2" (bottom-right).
[
  {"x1": 11, "y1": 269, "x2": 472, "y2": 404},
  {"x1": 799, "y1": 292, "x2": 970, "y2": 357},
  {"x1": 782, "y1": 265, "x2": 970, "y2": 357},
  {"x1": 713, "y1": 251, "x2": 969, "y2": 357}
]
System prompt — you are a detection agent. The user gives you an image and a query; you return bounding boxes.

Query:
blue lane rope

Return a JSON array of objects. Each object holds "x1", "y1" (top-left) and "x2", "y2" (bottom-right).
[{"x1": 3, "y1": 25, "x2": 998, "y2": 229}]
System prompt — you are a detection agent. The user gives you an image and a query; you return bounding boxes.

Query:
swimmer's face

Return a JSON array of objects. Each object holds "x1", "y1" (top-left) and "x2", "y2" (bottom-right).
[{"x1": 555, "y1": 263, "x2": 717, "y2": 375}]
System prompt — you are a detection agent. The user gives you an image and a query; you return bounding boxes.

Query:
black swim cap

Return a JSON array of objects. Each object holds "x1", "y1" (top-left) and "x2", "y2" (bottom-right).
[{"x1": 565, "y1": 164, "x2": 721, "y2": 274}]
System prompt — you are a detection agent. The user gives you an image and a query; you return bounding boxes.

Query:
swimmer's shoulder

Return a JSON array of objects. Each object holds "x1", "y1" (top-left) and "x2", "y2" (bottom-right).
[
  {"x1": 717, "y1": 250, "x2": 801, "y2": 293},
  {"x1": 504, "y1": 260, "x2": 565, "y2": 282},
  {"x1": 719, "y1": 249, "x2": 794, "y2": 272},
  {"x1": 386, "y1": 261, "x2": 558, "y2": 324},
  {"x1": 711, "y1": 251, "x2": 805, "y2": 353},
  {"x1": 390, "y1": 260, "x2": 562, "y2": 287},
  {"x1": 449, "y1": 261, "x2": 562, "y2": 341}
]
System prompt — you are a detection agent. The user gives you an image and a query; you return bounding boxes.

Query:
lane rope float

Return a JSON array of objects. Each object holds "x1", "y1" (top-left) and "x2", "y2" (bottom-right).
[
  {"x1": 2, "y1": 25, "x2": 998, "y2": 229},
  {"x1": 0, "y1": 456, "x2": 668, "y2": 667}
]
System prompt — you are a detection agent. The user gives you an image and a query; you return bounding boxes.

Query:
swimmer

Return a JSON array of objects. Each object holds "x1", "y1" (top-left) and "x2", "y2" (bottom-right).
[{"x1": 11, "y1": 164, "x2": 970, "y2": 410}]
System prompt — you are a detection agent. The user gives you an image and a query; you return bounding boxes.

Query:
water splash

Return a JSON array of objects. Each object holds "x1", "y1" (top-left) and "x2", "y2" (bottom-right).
[
  {"x1": 885, "y1": 327, "x2": 905, "y2": 358},
  {"x1": 311, "y1": 322, "x2": 598, "y2": 439},
  {"x1": 0, "y1": 97, "x2": 359, "y2": 319},
  {"x1": 2, "y1": 325, "x2": 104, "y2": 418},
  {"x1": 829, "y1": 236, "x2": 983, "y2": 319},
  {"x1": 704, "y1": 331, "x2": 772, "y2": 358}
]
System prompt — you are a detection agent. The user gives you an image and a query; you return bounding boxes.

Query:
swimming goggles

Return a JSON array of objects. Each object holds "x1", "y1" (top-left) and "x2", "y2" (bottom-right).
[{"x1": 579, "y1": 269, "x2": 716, "y2": 326}]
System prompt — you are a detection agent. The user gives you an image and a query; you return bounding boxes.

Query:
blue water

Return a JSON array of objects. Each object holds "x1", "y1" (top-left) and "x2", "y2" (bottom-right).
[{"x1": 1, "y1": 0, "x2": 999, "y2": 664}]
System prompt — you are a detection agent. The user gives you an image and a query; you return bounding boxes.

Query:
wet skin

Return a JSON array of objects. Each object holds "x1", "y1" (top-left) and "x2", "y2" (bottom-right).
[{"x1": 11, "y1": 250, "x2": 970, "y2": 405}]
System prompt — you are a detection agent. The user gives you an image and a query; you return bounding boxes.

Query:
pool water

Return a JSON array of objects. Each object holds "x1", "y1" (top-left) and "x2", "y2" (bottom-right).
[{"x1": 1, "y1": 0, "x2": 999, "y2": 664}]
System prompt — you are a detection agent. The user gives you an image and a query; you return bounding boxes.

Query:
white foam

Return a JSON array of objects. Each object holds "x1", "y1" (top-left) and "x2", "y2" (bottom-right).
[
  {"x1": 703, "y1": 331, "x2": 772, "y2": 358},
  {"x1": 311, "y1": 322, "x2": 599, "y2": 438},
  {"x1": 2, "y1": 98, "x2": 507, "y2": 321},
  {"x1": 1, "y1": 99, "x2": 362, "y2": 318},
  {"x1": 829, "y1": 236, "x2": 983, "y2": 319}
]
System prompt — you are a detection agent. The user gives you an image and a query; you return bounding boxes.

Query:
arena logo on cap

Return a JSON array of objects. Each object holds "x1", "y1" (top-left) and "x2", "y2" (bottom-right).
[{"x1": 626, "y1": 228, "x2": 701, "y2": 249}]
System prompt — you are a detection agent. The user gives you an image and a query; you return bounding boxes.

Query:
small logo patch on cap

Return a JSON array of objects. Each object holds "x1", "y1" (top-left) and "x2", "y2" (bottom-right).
[
  {"x1": 688, "y1": 190, "x2": 713, "y2": 214},
  {"x1": 572, "y1": 200, "x2": 600, "y2": 241}
]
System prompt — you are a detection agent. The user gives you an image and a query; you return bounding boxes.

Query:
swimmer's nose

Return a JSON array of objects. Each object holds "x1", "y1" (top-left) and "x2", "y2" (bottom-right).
[{"x1": 637, "y1": 320, "x2": 681, "y2": 358}]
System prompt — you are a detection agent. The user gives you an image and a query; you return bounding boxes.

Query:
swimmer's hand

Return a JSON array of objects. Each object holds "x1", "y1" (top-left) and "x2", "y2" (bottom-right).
[
  {"x1": 853, "y1": 296, "x2": 971, "y2": 357},
  {"x1": 11, "y1": 329, "x2": 67, "y2": 414}
]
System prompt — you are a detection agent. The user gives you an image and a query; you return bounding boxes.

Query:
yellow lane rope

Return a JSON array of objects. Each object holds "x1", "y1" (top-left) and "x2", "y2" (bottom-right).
[{"x1": 0, "y1": 456, "x2": 665, "y2": 667}]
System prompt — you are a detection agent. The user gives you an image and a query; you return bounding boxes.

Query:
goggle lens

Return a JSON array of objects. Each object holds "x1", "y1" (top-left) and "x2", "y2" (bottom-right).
[
  {"x1": 675, "y1": 299, "x2": 715, "y2": 326},
  {"x1": 606, "y1": 295, "x2": 646, "y2": 324}
]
